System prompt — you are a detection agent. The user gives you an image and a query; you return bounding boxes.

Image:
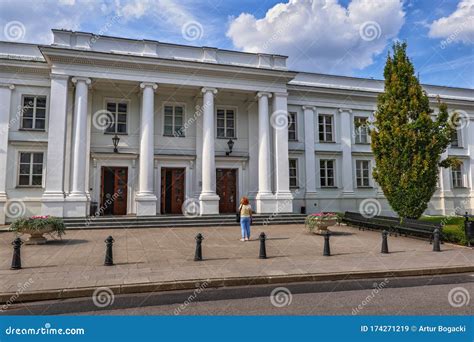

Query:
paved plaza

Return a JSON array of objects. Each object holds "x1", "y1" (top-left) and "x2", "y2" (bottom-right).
[{"x1": 0, "y1": 224, "x2": 473, "y2": 301}]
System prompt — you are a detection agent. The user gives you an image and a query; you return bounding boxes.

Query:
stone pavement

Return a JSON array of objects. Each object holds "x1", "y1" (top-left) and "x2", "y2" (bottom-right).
[{"x1": 0, "y1": 224, "x2": 473, "y2": 301}]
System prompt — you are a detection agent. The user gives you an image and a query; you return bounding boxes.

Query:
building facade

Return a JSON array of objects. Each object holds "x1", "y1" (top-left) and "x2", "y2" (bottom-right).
[{"x1": 0, "y1": 29, "x2": 473, "y2": 224}]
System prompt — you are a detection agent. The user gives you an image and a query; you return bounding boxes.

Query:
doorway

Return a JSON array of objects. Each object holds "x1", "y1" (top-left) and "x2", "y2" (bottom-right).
[
  {"x1": 216, "y1": 168, "x2": 237, "y2": 213},
  {"x1": 100, "y1": 167, "x2": 128, "y2": 215},
  {"x1": 160, "y1": 168, "x2": 185, "y2": 214}
]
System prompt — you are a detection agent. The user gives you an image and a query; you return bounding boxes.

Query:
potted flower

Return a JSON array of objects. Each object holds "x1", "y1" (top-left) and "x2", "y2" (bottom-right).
[
  {"x1": 305, "y1": 212, "x2": 338, "y2": 234},
  {"x1": 10, "y1": 216, "x2": 66, "y2": 245}
]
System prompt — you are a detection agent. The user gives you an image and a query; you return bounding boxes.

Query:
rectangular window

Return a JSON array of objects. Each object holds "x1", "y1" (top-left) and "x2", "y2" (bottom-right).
[
  {"x1": 354, "y1": 117, "x2": 369, "y2": 144},
  {"x1": 105, "y1": 101, "x2": 128, "y2": 134},
  {"x1": 452, "y1": 163, "x2": 464, "y2": 188},
  {"x1": 451, "y1": 129, "x2": 461, "y2": 147},
  {"x1": 318, "y1": 115, "x2": 333, "y2": 142},
  {"x1": 288, "y1": 112, "x2": 297, "y2": 141},
  {"x1": 320, "y1": 159, "x2": 335, "y2": 187},
  {"x1": 216, "y1": 108, "x2": 236, "y2": 138},
  {"x1": 356, "y1": 160, "x2": 370, "y2": 187},
  {"x1": 21, "y1": 95, "x2": 46, "y2": 130},
  {"x1": 289, "y1": 159, "x2": 298, "y2": 189},
  {"x1": 18, "y1": 152, "x2": 43, "y2": 187},
  {"x1": 163, "y1": 105, "x2": 185, "y2": 137}
]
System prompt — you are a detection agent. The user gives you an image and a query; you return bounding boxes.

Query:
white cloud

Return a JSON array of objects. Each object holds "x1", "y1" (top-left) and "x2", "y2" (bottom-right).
[
  {"x1": 429, "y1": 0, "x2": 474, "y2": 45},
  {"x1": 226, "y1": 0, "x2": 405, "y2": 73}
]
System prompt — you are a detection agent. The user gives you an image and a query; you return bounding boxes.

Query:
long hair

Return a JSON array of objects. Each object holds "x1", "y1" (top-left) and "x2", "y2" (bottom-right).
[{"x1": 240, "y1": 196, "x2": 249, "y2": 205}]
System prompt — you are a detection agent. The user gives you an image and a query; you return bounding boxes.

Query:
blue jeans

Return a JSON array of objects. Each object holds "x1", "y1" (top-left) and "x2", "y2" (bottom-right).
[{"x1": 240, "y1": 217, "x2": 251, "y2": 239}]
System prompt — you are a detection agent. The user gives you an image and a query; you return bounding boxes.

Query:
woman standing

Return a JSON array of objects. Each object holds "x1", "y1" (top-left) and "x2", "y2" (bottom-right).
[{"x1": 238, "y1": 197, "x2": 252, "y2": 241}]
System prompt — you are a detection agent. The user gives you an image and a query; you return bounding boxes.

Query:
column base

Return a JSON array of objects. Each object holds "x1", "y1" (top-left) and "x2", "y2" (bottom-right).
[
  {"x1": 136, "y1": 193, "x2": 157, "y2": 216},
  {"x1": 41, "y1": 191, "x2": 66, "y2": 217},
  {"x1": 199, "y1": 192, "x2": 220, "y2": 215},
  {"x1": 255, "y1": 192, "x2": 276, "y2": 213},
  {"x1": 64, "y1": 194, "x2": 89, "y2": 218},
  {"x1": 275, "y1": 191, "x2": 293, "y2": 213}
]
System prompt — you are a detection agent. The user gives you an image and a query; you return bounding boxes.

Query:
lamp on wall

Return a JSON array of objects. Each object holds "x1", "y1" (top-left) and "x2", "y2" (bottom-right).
[
  {"x1": 112, "y1": 134, "x2": 120, "y2": 153},
  {"x1": 226, "y1": 138, "x2": 234, "y2": 156}
]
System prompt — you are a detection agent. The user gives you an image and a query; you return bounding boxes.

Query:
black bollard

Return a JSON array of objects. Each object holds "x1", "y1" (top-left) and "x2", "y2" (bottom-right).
[
  {"x1": 323, "y1": 232, "x2": 331, "y2": 256},
  {"x1": 381, "y1": 230, "x2": 389, "y2": 254},
  {"x1": 194, "y1": 233, "x2": 204, "y2": 261},
  {"x1": 104, "y1": 236, "x2": 115, "y2": 266},
  {"x1": 11, "y1": 237, "x2": 23, "y2": 270},
  {"x1": 259, "y1": 232, "x2": 267, "y2": 259},
  {"x1": 432, "y1": 228, "x2": 441, "y2": 252}
]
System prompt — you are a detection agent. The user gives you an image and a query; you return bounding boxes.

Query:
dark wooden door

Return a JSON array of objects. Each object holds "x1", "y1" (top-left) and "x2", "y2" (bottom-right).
[
  {"x1": 160, "y1": 168, "x2": 185, "y2": 214},
  {"x1": 216, "y1": 168, "x2": 237, "y2": 213},
  {"x1": 100, "y1": 167, "x2": 128, "y2": 215}
]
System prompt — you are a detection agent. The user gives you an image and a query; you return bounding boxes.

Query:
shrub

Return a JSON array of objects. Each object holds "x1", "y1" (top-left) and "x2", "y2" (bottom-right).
[{"x1": 10, "y1": 216, "x2": 66, "y2": 237}]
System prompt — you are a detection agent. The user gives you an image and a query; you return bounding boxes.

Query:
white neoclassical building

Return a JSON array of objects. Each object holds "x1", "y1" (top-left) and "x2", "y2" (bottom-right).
[{"x1": 0, "y1": 29, "x2": 473, "y2": 224}]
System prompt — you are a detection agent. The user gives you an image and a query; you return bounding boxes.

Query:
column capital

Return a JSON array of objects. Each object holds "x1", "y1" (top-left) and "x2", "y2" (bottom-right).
[
  {"x1": 302, "y1": 105, "x2": 317, "y2": 111},
  {"x1": 71, "y1": 77, "x2": 92, "y2": 86},
  {"x1": 338, "y1": 107, "x2": 353, "y2": 114},
  {"x1": 201, "y1": 87, "x2": 218, "y2": 94},
  {"x1": 256, "y1": 91, "x2": 272, "y2": 99},
  {"x1": 140, "y1": 82, "x2": 158, "y2": 90},
  {"x1": 0, "y1": 83, "x2": 15, "y2": 90},
  {"x1": 273, "y1": 92, "x2": 288, "y2": 98}
]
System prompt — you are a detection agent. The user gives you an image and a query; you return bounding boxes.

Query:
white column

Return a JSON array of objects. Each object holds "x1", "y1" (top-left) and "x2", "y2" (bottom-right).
[
  {"x1": 0, "y1": 84, "x2": 14, "y2": 224},
  {"x1": 272, "y1": 92, "x2": 293, "y2": 213},
  {"x1": 339, "y1": 108, "x2": 354, "y2": 196},
  {"x1": 441, "y1": 150, "x2": 454, "y2": 215},
  {"x1": 255, "y1": 92, "x2": 275, "y2": 213},
  {"x1": 303, "y1": 106, "x2": 317, "y2": 212},
  {"x1": 136, "y1": 82, "x2": 158, "y2": 216},
  {"x1": 199, "y1": 87, "x2": 220, "y2": 214},
  {"x1": 42, "y1": 75, "x2": 69, "y2": 217}
]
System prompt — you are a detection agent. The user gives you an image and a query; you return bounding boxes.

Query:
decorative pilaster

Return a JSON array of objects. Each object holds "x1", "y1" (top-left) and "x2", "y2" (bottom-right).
[
  {"x1": 339, "y1": 108, "x2": 354, "y2": 196},
  {"x1": 136, "y1": 82, "x2": 158, "y2": 216},
  {"x1": 41, "y1": 75, "x2": 70, "y2": 217},
  {"x1": 256, "y1": 92, "x2": 275, "y2": 213},
  {"x1": 199, "y1": 87, "x2": 220, "y2": 214},
  {"x1": 0, "y1": 84, "x2": 15, "y2": 224},
  {"x1": 303, "y1": 106, "x2": 317, "y2": 211},
  {"x1": 273, "y1": 92, "x2": 292, "y2": 213},
  {"x1": 65, "y1": 77, "x2": 91, "y2": 217}
]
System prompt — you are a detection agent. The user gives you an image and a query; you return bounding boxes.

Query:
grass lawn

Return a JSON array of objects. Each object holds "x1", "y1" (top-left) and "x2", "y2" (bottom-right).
[{"x1": 420, "y1": 215, "x2": 467, "y2": 245}]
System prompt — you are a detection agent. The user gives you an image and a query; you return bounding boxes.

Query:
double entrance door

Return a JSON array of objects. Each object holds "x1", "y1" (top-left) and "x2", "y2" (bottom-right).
[
  {"x1": 160, "y1": 168, "x2": 185, "y2": 214},
  {"x1": 216, "y1": 168, "x2": 237, "y2": 213},
  {"x1": 100, "y1": 166, "x2": 128, "y2": 215}
]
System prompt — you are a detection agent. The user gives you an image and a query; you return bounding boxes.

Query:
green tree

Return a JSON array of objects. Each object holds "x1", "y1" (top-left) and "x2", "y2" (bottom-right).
[{"x1": 371, "y1": 42, "x2": 458, "y2": 219}]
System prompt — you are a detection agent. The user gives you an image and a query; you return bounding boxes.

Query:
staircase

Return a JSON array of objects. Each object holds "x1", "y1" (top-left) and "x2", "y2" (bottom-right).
[{"x1": 63, "y1": 213, "x2": 307, "y2": 230}]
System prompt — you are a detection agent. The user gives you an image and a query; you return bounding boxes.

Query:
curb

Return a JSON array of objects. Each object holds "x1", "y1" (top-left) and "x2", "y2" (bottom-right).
[{"x1": 1, "y1": 265, "x2": 473, "y2": 304}]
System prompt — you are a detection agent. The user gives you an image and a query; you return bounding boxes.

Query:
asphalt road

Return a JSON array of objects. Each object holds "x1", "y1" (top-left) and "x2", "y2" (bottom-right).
[{"x1": 3, "y1": 273, "x2": 473, "y2": 315}]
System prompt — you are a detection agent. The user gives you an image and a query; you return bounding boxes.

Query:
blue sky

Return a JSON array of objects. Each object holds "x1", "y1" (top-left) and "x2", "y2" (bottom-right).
[{"x1": 1, "y1": 0, "x2": 473, "y2": 88}]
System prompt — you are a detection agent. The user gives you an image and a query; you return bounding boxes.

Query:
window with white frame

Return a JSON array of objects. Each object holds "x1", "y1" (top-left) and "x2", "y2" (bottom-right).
[
  {"x1": 105, "y1": 101, "x2": 128, "y2": 134},
  {"x1": 288, "y1": 112, "x2": 297, "y2": 141},
  {"x1": 354, "y1": 117, "x2": 369, "y2": 144},
  {"x1": 320, "y1": 159, "x2": 335, "y2": 187},
  {"x1": 356, "y1": 160, "x2": 370, "y2": 187},
  {"x1": 318, "y1": 114, "x2": 333, "y2": 142},
  {"x1": 289, "y1": 159, "x2": 298, "y2": 189},
  {"x1": 18, "y1": 152, "x2": 43, "y2": 187},
  {"x1": 452, "y1": 163, "x2": 464, "y2": 188},
  {"x1": 216, "y1": 108, "x2": 235, "y2": 138},
  {"x1": 450, "y1": 129, "x2": 461, "y2": 147},
  {"x1": 21, "y1": 95, "x2": 46, "y2": 130},
  {"x1": 164, "y1": 105, "x2": 184, "y2": 137}
]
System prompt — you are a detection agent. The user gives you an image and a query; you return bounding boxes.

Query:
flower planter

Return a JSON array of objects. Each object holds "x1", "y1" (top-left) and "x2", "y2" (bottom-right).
[
  {"x1": 10, "y1": 216, "x2": 65, "y2": 244},
  {"x1": 20, "y1": 225, "x2": 54, "y2": 245},
  {"x1": 312, "y1": 219, "x2": 338, "y2": 235},
  {"x1": 305, "y1": 213, "x2": 338, "y2": 235}
]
